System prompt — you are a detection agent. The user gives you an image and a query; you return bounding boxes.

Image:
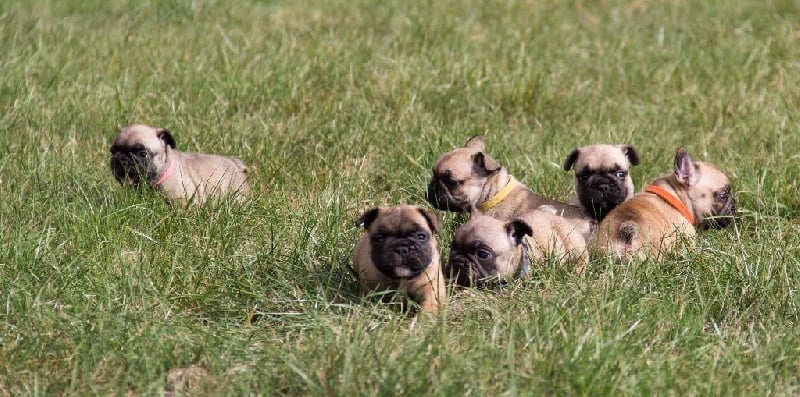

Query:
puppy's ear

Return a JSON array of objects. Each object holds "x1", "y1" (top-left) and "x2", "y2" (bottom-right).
[
  {"x1": 355, "y1": 207, "x2": 381, "y2": 229},
  {"x1": 563, "y1": 148, "x2": 580, "y2": 171},
  {"x1": 472, "y1": 152, "x2": 501, "y2": 175},
  {"x1": 157, "y1": 128, "x2": 177, "y2": 149},
  {"x1": 464, "y1": 135, "x2": 485, "y2": 151},
  {"x1": 505, "y1": 219, "x2": 533, "y2": 246},
  {"x1": 416, "y1": 207, "x2": 443, "y2": 234},
  {"x1": 673, "y1": 146, "x2": 699, "y2": 186},
  {"x1": 621, "y1": 145, "x2": 641, "y2": 166}
]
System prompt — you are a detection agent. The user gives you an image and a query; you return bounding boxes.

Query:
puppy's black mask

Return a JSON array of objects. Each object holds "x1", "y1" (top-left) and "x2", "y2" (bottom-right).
[
  {"x1": 369, "y1": 227, "x2": 434, "y2": 279},
  {"x1": 109, "y1": 143, "x2": 159, "y2": 188},
  {"x1": 445, "y1": 245, "x2": 497, "y2": 287},
  {"x1": 576, "y1": 170, "x2": 629, "y2": 220},
  {"x1": 426, "y1": 175, "x2": 468, "y2": 212},
  {"x1": 703, "y1": 184, "x2": 736, "y2": 230}
]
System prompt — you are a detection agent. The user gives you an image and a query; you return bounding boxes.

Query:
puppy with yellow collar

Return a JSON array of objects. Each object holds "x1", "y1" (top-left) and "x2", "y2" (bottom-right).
[{"x1": 425, "y1": 135, "x2": 591, "y2": 240}]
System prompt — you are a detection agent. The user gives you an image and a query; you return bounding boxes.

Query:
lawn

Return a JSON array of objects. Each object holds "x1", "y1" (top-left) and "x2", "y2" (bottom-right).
[{"x1": 1, "y1": 0, "x2": 800, "y2": 395}]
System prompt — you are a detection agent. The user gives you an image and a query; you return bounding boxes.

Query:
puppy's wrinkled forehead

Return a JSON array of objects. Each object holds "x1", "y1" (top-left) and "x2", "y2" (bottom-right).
[
  {"x1": 433, "y1": 148, "x2": 481, "y2": 179},
  {"x1": 454, "y1": 216, "x2": 506, "y2": 247},
  {"x1": 576, "y1": 146, "x2": 630, "y2": 171},
  {"x1": 371, "y1": 209, "x2": 431, "y2": 234},
  {"x1": 113, "y1": 124, "x2": 161, "y2": 148},
  {"x1": 697, "y1": 161, "x2": 730, "y2": 188}
]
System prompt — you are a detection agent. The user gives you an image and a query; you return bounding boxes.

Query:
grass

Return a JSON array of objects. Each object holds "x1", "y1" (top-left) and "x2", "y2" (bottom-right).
[{"x1": 1, "y1": 0, "x2": 800, "y2": 394}]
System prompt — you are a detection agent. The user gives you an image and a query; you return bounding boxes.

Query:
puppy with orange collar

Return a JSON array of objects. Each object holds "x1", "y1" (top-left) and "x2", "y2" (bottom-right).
[{"x1": 591, "y1": 147, "x2": 735, "y2": 261}]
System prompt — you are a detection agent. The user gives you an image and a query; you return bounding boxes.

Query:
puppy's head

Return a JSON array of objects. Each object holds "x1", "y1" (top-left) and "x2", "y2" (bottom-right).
[
  {"x1": 355, "y1": 205, "x2": 442, "y2": 279},
  {"x1": 445, "y1": 214, "x2": 530, "y2": 286},
  {"x1": 426, "y1": 135, "x2": 503, "y2": 212},
  {"x1": 564, "y1": 144, "x2": 640, "y2": 220},
  {"x1": 671, "y1": 147, "x2": 736, "y2": 229},
  {"x1": 110, "y1": 124, "x2": 176, "y2": 188}
]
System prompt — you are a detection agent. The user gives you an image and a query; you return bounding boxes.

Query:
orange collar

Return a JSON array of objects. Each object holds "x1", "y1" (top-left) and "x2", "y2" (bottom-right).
[{"x1": 644, "y1": 185, "x2": 695, "y2": 224}]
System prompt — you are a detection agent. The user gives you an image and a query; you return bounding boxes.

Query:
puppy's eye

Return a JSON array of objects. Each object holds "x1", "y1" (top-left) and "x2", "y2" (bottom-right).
[
  {"x1": 444, "y1": 177, "x2": 460, "y2": 188},
  {"x1": 415, "y1": 232, "x2": 428, "y2": 241},
  {"x1": 138, "y1": 149, "x2": 150, "y2": 158},
  {"x1": 578, "y1": 173, "x2": 590, "y2": 181},
  {"x1": 716, "y1": 191, "x2": 729, "y2": 200},
  {"x1": 615, "y1": 170, "x2": 627, "y2": 179},
  {"x1": 477, "y1": 249, "x2": 491, "y2": 260},
  {"x1": 372, "y1": 234, "x2": 385, "y2": 244}
]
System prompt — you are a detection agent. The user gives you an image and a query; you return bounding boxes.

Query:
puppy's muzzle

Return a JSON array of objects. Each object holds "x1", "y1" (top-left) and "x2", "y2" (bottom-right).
[
  {"x1": 426, "y1": 180, "x2": 466, "y2": 212},
  {"x1": 708, "y1": 197, "x2": 737, "y2": 229},
  {"x1": 586, "y1": 175, "x2": 625, "y2": 197},
  {"x1": 110, "y1": 152, "x2": 152, "y2": 187},
  {"x1": 445, "y1": 253, "x2": 489, "y2": 286},
  {"x1": 392, "y1": 244, "x2": 429, "y2": 272}
]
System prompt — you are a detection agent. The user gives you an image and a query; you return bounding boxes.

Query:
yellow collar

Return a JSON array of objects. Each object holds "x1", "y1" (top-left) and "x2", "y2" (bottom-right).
[{"x1": 477, "y1": 176, "x2": 518, "y2": 212}]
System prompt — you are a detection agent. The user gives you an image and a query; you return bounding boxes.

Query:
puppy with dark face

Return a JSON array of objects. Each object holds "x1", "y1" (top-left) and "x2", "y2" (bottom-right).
[
  {"x1": 352, "y1": 205, "x2": 445, "y2": 313},
  {"x1": 563, "y1": 144, "x2": 640, "y2": 221},
  {"x1": 426, "y1": 135, "x2": 589, "y2": 229},
  {"x1": 110, "y1": 124, "x2": 249, "y2": 206},
  {"x1": 591, "y1": 147, "x2": 736, "y2": 262},
  {"x1": 446, "y1": 210, "x2": 590, "y2": 286}
]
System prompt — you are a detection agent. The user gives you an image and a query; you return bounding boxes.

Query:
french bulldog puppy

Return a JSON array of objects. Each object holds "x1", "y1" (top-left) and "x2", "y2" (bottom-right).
[
  {"x1": 352, "y1": 205, "x2": 446, "y2": 313},
  {"x1": 563, "y1": 144, "x2": 640, "y2": 221},
  {"x1": 445, "y1": 210, "x2": 591, "y2": 286},
  {"x1": 110, "y1": 124, "x2": 249, "y2": 206},
  {"x1": 426, "y1": 135, "x2": 589, "y2": 231},
  {"x1": 591, "y1": 147, "x2": 735, "y2": 261}
]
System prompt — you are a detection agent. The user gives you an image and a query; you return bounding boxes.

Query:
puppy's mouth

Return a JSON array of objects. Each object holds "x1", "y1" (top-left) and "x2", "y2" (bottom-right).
[{"x1": 371, "y1": 242, "x2": 432, "y2": 279}]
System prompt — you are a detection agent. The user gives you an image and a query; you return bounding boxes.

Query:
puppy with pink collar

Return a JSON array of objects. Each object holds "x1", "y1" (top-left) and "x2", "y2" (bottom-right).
[{"x1": 110, "y1": 124, "x2": 249, "y2": 206}]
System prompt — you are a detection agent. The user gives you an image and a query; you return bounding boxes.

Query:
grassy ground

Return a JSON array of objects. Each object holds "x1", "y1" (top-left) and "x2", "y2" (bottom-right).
[{"x1": 1, "y1": 0, "x2": 800, "y2": 394}]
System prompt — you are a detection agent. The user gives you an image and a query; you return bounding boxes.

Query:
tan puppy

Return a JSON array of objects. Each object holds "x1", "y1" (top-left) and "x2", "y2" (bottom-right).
[
  {"x1": 110, "y1": 124, "x2": 249, "y2": 206},
  {"x1": 352, "y1": 205, "x2": 445, "y2": 313},
  {"x1": 426, "y1": 135, "x2": 589, "y2": 227},
  {"x1": 446, "y1": 211, "x2": 590, "y2": 286},
  {"x1": 591, "y1": 147, "x2": 736, "y2": 261},
  {"x1": 563, "y1": 144, "x2": 640, "y2": 221}
]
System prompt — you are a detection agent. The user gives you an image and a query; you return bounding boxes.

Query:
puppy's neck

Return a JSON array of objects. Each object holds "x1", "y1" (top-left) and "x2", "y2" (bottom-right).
[
  {"x1": 649, "y1": 177, "x2": 698, "y2": 225},
  {"x1": 514, "y1": 238, "x2": 532, "y2": 279},
  {"x1": 152, "y1": 148, "x2": 178, "y2": 187},
  {"x1": 477, "y1": 169, "x2": 512, "y2": 206}
]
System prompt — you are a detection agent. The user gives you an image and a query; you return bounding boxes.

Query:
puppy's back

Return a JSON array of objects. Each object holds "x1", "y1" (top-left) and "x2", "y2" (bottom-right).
[
  {"x1": 175, "y1": 151, "x2": 249, "y2": 202},
  {"x1": 591, "y1": 194, "x2": 693, "y2": 261}
]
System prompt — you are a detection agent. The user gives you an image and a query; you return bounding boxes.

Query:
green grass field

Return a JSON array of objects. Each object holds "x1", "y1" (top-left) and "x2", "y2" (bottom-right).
[{"x1": 2, "y1": 0, "x2": 800, "y2": 394}]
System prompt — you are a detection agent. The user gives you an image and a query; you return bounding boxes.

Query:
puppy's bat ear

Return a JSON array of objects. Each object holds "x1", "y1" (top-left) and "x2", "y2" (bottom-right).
[
  {"x1": 621, "y1": 145, "x2": 641, "y2": 166},
  {"x1": 673, "y1": 146, "x2": 699, "y2": 186},
  {"x1": 355, "y1": 207, "x2": 380, "y2": 229},
  {"x1": 464, "y1": 135, "x2": 485, "y2": 151},
  {"x1": 156, "y1": 128, "x2": 177, "y2": 149},
  {"x1": 563, "y1": 148, "x2": 580, "y2": 171},
  {"x1": 505, "y1": 219, "x2": 533, "y2": 246},
  {"x1": 416, "y1": 207, "x2": 443, "y2": 234},
  {"x1": 472, "y1": 152, "x2": 501, "y2": 175}
]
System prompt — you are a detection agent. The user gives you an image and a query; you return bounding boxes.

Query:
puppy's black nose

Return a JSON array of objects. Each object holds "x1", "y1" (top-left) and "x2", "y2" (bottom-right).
[{"x1": 394, "y1": 246, "x2": 409, "y2": 256}]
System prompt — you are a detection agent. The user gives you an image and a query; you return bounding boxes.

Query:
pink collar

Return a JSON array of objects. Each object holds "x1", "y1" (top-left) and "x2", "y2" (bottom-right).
[{"x1": 153, "y1": 157, "x2": 176, "y2": 186}]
